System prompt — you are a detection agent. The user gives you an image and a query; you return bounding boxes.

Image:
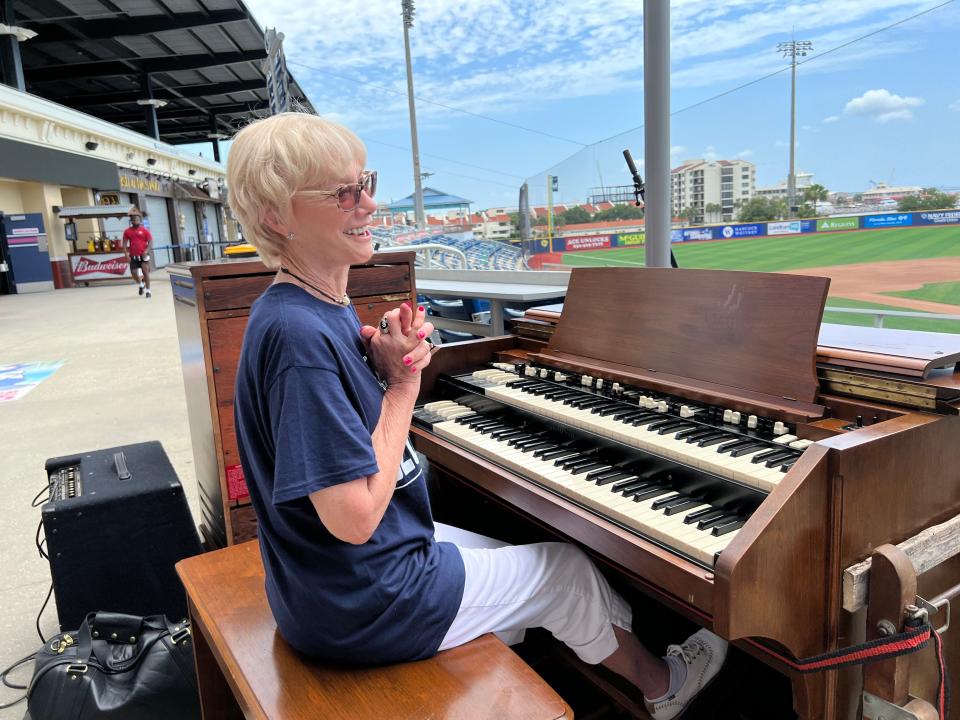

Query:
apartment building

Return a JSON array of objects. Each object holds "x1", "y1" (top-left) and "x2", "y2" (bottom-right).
[{"x1": 671, "y1": 159, "x2": 755, "y2": 223}]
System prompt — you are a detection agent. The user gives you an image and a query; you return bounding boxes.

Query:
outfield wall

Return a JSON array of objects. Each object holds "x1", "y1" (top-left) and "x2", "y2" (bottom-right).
[{"x1": 529, "y1": 209, "x2": 960, "y2": 254}]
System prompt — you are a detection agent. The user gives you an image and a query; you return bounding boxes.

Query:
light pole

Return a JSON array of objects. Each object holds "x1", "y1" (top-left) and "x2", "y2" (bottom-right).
[
  {"x1": 401, "y1": 0, "x2": 426, "y2": 230},
  {"x1": 777, "y1": 39, "x2": 812, "y2": 216}
]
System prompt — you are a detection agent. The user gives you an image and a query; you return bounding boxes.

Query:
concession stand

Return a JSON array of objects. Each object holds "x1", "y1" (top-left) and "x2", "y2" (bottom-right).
[{"x1": 57, "y1": 204, "x2": 140, "y2": 285}]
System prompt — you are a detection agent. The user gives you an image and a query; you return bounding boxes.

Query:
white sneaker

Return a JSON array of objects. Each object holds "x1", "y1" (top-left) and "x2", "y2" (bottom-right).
[
  {"x1": 646, "y1": 629, "x2": 728, "y2": 720},
  {"x1": 145, "y1": 289, "x2": 152, "y2": 298}
]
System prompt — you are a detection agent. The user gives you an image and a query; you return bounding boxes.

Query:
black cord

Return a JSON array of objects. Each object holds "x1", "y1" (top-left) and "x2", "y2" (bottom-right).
[
  {"x1": 0, "y1": 652, "x2": 34, "y2": 709},
  {"x1": 36, "y1": 583, "x2": 53, "y2": 643}
]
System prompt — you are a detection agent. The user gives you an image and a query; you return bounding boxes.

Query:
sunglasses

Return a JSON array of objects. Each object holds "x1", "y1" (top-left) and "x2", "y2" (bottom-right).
[{"x1": 296, "y1": 170, "x2": 378, "y2": 211}]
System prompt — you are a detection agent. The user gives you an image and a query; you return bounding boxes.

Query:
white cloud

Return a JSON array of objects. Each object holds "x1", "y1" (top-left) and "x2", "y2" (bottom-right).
[
  {"x1": 736, "y1": 149, "x2": 754, "y2": 158},
  {"x1": 703, "y1": 145, "x2": 719, "y2": 162},
  {"x1": 950, "y1": 99, "x2": 960, "y2": 112},
  {"x1": 844, "y1": 88, "x2": 924, "y2": 122},
  {"x1": 823, "y1": 115, "x2": 840, "y2": 123},
  {"x1": 670, "y1": 145, "x2": 688, "y2": 156}
]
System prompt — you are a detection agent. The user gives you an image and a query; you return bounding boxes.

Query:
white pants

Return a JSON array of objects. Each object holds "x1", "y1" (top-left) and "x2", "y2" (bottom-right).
[{"x1": 435, "y1": 523, "x2": 633, "y2": 665}]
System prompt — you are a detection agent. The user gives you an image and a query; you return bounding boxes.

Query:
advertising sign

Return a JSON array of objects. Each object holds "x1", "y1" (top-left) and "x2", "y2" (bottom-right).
[
  {"x1": 817, "y1": 216, "x2": 859, "y2": 232},
  {"x1": 681, "y1": 227, "x2": 713, "y2": 241},
  {"x1": 671, "y1": 229, "x2": 684, "y2": 243},
  {"x1": 863, "y1": 213, "x2": 913, "y2": 229},
  {"x1": 918, "y1": 210, "x2": 960, "y2": 225},
  {"x1": 0, "y1": 361, "x2": 64, "y2": 403},
  {"x1": 565, "y1": 235, "x2": 611, "y2": 251},
  {"x1": 618, "y1": 232, "x2": 645, "y2": 246},
  {"x1": 719, "y1": 223, "x2": 764, "y2": 239},
  {"x1": 767, "y1": 220, "x2": 803, "y2": 236},
  {"x1": 69, "y1": 253, "x2": 129, "y2": 281}
]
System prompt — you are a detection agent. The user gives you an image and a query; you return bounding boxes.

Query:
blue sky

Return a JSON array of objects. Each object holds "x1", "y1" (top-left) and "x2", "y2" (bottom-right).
[{"x1": 190, "y1": 0, "x2": 960, "y2": 211}]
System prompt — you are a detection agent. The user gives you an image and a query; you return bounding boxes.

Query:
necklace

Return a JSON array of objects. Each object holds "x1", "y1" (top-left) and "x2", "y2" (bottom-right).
[{"x1": 280, "y1": 267, "x2": 350, "y2": 306}]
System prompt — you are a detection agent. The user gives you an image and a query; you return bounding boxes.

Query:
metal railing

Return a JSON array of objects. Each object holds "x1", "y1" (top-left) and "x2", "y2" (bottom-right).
[
  {"x1": 824, "y1": 306, "x2": 960, "y2": 328},
  {"x1": 376, "y1": 243, "x2": 468, "y2": 269},
  {"x1": 152, "y1": 242, "x2": 235, "y2": 268}
]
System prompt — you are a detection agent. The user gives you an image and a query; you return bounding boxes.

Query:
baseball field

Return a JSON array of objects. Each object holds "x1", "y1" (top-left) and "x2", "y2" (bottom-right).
[{"x1": 560, "y1": 225, "x2": 960, "y2": 334}]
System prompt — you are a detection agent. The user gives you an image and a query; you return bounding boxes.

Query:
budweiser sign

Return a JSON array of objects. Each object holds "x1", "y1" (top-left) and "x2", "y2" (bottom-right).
[{"x1": 70, "y1": 253, "x2": 129, "y2": 281}]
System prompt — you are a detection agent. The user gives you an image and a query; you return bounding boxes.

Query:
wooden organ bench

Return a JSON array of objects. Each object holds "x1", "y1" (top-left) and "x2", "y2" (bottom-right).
[{"x1": 175, "y1": 541, "x2": 574, "y2": 720}]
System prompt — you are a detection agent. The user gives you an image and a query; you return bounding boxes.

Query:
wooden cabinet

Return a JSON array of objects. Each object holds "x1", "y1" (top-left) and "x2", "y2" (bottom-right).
[{"x1": 168, "y1": 253, "x2": 416, "y2": 548}]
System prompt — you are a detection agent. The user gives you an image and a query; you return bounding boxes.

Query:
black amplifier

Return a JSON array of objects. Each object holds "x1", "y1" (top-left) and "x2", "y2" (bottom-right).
[{"x1": 42, "y1": 441, "x2": 203, "y2": 630}]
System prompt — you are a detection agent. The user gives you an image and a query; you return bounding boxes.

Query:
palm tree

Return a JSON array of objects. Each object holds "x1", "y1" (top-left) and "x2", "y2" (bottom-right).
[
  {"x1": 802, "y1": 184, "x2": 829, "y2": 205},
  {"x1": 704, "y1": 203, "x2": 722, "y2": 223}
]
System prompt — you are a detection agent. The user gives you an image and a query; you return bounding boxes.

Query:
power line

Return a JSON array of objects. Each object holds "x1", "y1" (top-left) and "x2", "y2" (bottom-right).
[
  {"x1": 288, "y1": 59, "x2": 588, "y2": 147},
  {"x1": 535, "y1": 0, "x2": 955, "y2": 176}
]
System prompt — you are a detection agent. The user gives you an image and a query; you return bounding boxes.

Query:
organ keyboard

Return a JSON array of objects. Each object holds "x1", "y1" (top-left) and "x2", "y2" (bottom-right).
[{"x1": 412, "y1": 268, "x2": 960, "y2": 719}]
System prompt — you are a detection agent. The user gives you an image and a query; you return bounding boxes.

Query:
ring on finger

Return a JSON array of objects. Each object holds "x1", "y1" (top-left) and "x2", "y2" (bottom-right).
[{"x1": 378, "y1": 316, "x2": 389, "y2": 334}]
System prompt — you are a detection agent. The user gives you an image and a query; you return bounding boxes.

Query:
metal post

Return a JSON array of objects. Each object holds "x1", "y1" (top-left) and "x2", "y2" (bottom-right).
[
  {"x1": 209, "y1": 115, "x2": 221, "y2": 163},
  {"x1": 778, "y1": 40, "x2": 811, "y2": 216},
  {"x1": 401, "y1": 1, "x2": 425, "y2": 230},
  {"x1": 644, "y1": 0, "x2": 671, "y2": 268},
  {"x1": 141, "y1": 73, "x2": 160, "y2": 140},
  {"x1": 546, "y1": 176, "x2": 554, "y2": 254},
  {"x1": 0, "y1": 0, "x2": 26, "y2": 91},
  {"x1": 787, "y1": 53, "x2": 797, "y2": 215}
]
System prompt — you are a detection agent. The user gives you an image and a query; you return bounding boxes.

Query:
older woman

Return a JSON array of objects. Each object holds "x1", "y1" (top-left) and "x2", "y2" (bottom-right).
[{"x1": 228, "y1": 113, "x2": 725, "y2": 719}]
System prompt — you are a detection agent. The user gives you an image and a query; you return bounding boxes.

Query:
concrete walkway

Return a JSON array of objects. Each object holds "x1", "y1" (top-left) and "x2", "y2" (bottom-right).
[{"x1": 0, "y1": 275, "x2": 197, "y2": 716}]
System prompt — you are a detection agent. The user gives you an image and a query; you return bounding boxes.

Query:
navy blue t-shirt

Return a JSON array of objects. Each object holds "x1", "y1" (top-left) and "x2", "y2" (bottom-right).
[{"x1": 234, "y1": 282, "x2": 465, "y2": 665}]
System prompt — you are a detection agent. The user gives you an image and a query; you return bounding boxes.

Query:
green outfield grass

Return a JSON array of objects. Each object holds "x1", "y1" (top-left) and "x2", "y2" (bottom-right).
[
  {"x1": 560, "y1": 225, "x2": 960, "y2": 272},
  {"x1": 885, "y1": 280, "x2": 960, "y2": 306},
  {"x1": 824, "y1": 297, "x2": 960, "y2": 334}
]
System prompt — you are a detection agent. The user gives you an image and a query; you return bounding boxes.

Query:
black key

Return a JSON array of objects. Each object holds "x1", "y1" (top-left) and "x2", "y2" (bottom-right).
[
  {"x1": 699, "y1": 434, "x2": 735, "y2": 448},
  {"x1": 571, "y1": 463, "x2": 611, "y2": 476},
  {"x1": 645, "y1": 418, "x2": 680, "y2": 432},
  {"x1": 594, "y1": 471, "x2": 634, "y2": 486},
  {"x1": 575, "y1": 398, "x2": 609, "y2": 409},
  {"x1": 560, "y1": 456, "x2": 598, "y2": 470},
  {"x1": 506, "y1": 379, "x2": 539, "y2": 389},
  {"x1": 613, "y1": 409, "x2": 650, "y2": 421},
  {"x1": 651, "y1": 493, "x2": 686, "y2": 510},
  {"x1": 492, "y1": 429, "x2": 526, "y2": 440},
  {"x1": 539, "y1": 448, "x2": 578, "y2": 460},
  {"x1": 613, "y1": 478, "x2": 659, "y2": 494},
  {"x1": 632, "y1": 486, "x2": 675, "y2": 502},
  {"x1": 634, "y1": 415, "x2": 669, "y2": 427},
  {"x1": 660, "y1": 421, "x2": 694, "y2": 436},
  {"x1": 545, "y1": 389, "x2": 581, "y2": 400},
  {"x1": 520, "y1": 441, "x2": 554, "y2": 453},
  {"x1": 698, "y1": 513, "x2": 738, "y2": 531},
  {"x1": 675, "y1": 426, "x2": 710, "y2": 440},
  {"x1": 590, "y1": 403, "x2": 622, "y2": 415},
  {"x1": 683, "y1": 507, "x2": 726, "y2": 525},
  {"x1": 751, "y1": 448, "x2": 787, "y2": 464},
  {"x1": 453, "y1": 413, "x2": 480, "y2": 424},
  {"x1": 717, "y1": 439, "x2": 754, "y2": 454},
  {"x1": 662, "y1": 498, "x2": 704, "y2": 516},
  {"x1": 466, "y1": 418, "x2": 502, "y2": 429},
  {"x1": 711, "y1": 519, "x2": 745, "y2": 536},
  {"x1": 779, "y1": 458, "x2": 798, "y2": 472},
  {"x1": 689, "y1": 430, "x2": 727, "y2": 445},
  {"x1": 478, "y1": 423, "x2": 510, "y2": 435},
  {"x1": 513, "y1": 437, "x2": 547, "y2": 449},
  {"x1": 730, "y1": 443, "x2": 768, "y2": 458},
  {"x1": 588, "y1": 467, "x2": 626, "y2": 482},
  {"x1": 597, "y1": 405, "x2": 628, "y2": 417},
  {"x1": 533, "y1": 443, "x2": 569, "y2": 458},
  {"x1": 764, "y1": 451, "x2": 798, "y2": 468}
]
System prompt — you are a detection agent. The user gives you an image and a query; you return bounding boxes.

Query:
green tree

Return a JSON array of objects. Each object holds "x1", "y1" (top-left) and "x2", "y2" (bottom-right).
[
  {"x1": 704, "y1": 203, "x2": 722, "y2": 223},
  {"x1": 797, "y1": 202, "x2": 817, "y2": 218},
  {"x1": 898, "y1": 188, "x2": 957, "y2": 212},
  {"x1": 594, "y1": 203, "x2": 645, "y2": 221},
  {"x1": 561, "y1": 206, "x2": 593, "y2": 224},
  {"x1": 737, "y1": 197, "x2": 785, "y2": 222},
  {"x1": 802, "y1": 184, "x2": 829, "y2": 204}
]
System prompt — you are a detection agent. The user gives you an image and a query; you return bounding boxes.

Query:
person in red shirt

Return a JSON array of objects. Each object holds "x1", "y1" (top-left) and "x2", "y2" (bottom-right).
[{"x1": 122, "y1": 212, "x2": 153, "y2": 298}]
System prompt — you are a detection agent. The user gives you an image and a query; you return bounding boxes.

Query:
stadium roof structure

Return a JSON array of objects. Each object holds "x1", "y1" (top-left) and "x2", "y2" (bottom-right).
[
  {"x1": 10, "y1": 0, "x2": 314, "y2": 148},
  {"x1": 387, "y1": 187, "x2": 473, "y2": 212}
]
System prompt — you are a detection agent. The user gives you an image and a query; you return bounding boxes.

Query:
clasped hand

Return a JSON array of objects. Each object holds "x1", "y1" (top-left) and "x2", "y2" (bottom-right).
[{"x1": 359, "y1": 303, "x2": 434, "y2": 386}]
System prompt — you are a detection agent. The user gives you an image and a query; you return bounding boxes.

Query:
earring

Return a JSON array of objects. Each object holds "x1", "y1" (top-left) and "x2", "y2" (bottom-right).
[{"x1": 287, "y1": 232, "x2": 295, "y2": 241}]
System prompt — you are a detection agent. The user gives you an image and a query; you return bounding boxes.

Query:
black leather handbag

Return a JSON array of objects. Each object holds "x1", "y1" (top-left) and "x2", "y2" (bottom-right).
[{"x1": 26, "y1": 612, "x2": 200, "y2": 720}]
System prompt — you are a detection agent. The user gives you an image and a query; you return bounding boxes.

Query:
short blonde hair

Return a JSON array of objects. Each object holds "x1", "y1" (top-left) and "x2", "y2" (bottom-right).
[{"x1": 226, "y1": 112, "x2": 366, "y2": 268}]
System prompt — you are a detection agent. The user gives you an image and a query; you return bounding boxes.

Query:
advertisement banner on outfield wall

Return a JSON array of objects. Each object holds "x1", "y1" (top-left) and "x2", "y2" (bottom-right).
[
  {"x1": 863, "y1": 213, "x2": 913, "y2": 229},
  {"x1": 767, "y1": 221, "x2": 802, "y2": 235},
  {"x1": 679, "y1": 227, "x2": 713, "y2": 241},
  {"x1": 918, "y1": 210, "x2": 960, "y2": 225},
  {"x1": 671, "y1": 229, "x2": 684, "y2": 242},
  {"x1": 565, "y1": 235, "x2": 611, "y2": 251},
  {"x1": 817, "y1": 216, "x2": 859, "y2": 231},
  {"x1": 718, "y1": 223, "x2": 764, "y2": 239},
  {"x1": 618, "y1": 232, "x2": 645, "y2": 246}
]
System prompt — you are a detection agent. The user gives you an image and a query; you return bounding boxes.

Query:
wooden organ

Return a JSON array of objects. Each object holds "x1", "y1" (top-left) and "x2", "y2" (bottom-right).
[{"x1": 411, "y1": 267, "x2": 960, "y2": 719}]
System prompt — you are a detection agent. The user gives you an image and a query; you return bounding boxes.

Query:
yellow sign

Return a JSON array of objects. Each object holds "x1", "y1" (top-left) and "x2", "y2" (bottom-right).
[
  {"x1": 99, "y1": 193, "x2": 120, "y2": 206},
  {"x1": 119, "y1": 174, "x2": 162, "y2": 193},
  {"x1": 620, "y1": 232, "x2": 645, "y2": 246}
]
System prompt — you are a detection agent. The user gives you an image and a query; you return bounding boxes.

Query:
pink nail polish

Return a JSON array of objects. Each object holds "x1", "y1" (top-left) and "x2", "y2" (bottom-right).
[
  {"x1": 417, "y1": 330, "x2": 425, "y2": 339},
  {"x1": 403, "y1": 356, "x2": 412, "y2": 365},
  {"x1": 418, "y1": 305, "x2": 425, "y2": 312},
  {"x1": 410, "y1": 366, "x2": 418, "y2": 373},
  {"x1": 403, "y1": 302, "x2": 411, "y2": 309}
]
